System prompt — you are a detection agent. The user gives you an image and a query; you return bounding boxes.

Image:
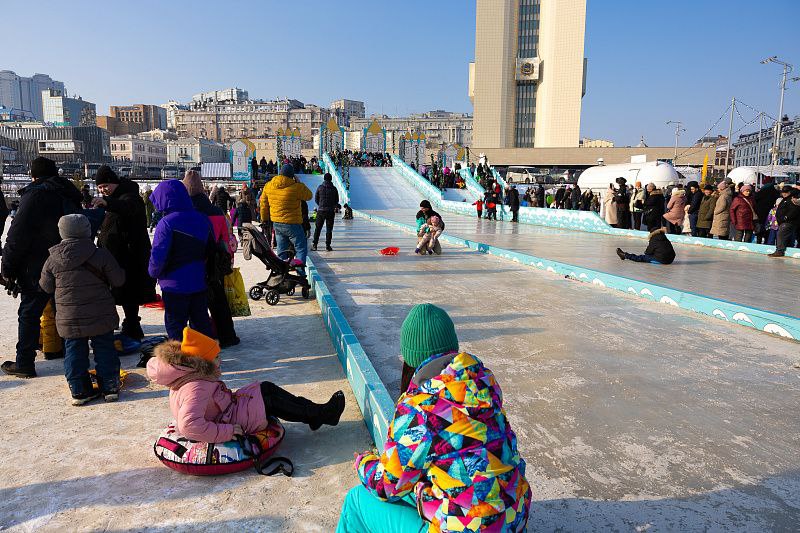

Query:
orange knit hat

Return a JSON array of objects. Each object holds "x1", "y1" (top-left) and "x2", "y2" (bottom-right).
[{"x1": 181, "y1": 327, "x2": 220, "y2": 362}]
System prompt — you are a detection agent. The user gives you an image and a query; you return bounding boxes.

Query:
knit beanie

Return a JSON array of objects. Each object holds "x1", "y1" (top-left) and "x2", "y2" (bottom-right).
[
  {"x1": 280, "y1": 163, "x2": 295, "y2": 178},
  {"x1": 400, "y1": 304, "x2": 459, "y2": 368},
  {"x1": 181, "y1": 327, "x2": 220, "y2": 362},
  {"x1": 58, "y1": 214, "x2": 91, "y2": 240},
  {"x1": 740, "y1": 184, "x2": 753, "y2": 193},
  {"x1": 95, "y1": 165, "x2": 120, "y2": 185},
  {"x1": 717, "y1": 181, "x2": 727, "y2": 191},
  {"x1": 30, "y1": 157, "x2": 58, "y2": 179}
]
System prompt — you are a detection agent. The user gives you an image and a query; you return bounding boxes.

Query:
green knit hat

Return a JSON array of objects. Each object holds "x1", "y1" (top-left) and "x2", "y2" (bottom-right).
[{"x1": 400, "y1": 304, "x2": 459, "y2": 368}]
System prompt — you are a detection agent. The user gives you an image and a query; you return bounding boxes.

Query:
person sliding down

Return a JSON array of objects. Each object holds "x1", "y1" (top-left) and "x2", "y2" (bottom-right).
[
  {"x1": 415, "y1": 215, "x2": 443, "y2": 255},
  {"x1": 616, "y1": 228, "x2": 676, "y2": 265},
  {"x1": 147, "y1": 328, "x2": 346, "y2": 443}
]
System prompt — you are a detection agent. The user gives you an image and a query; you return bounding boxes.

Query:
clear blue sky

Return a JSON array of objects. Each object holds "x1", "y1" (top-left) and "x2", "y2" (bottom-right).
[{"x1": 2, "y1": 0, "x2": 798, "y2": 146}]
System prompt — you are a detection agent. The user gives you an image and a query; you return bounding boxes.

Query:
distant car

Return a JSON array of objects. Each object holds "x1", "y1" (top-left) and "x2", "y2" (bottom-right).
[
  {"x1": 506, "y1": 166, "x2": 539, "y2": 184},
  {"x1": 117, "y1": 166, "x2": 131, "y2": 178}
]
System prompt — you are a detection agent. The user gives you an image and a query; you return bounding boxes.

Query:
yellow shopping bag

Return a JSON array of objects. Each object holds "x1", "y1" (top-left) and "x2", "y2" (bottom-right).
[{"x1": 224, "y1": 267, "x2": 251, "y2": 317}]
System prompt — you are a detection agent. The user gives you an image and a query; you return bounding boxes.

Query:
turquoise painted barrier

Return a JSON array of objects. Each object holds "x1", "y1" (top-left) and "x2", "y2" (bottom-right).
[
  {"x1": 321, "y1": 152, "x2": 351, "y2": 206},
  {"x1": 354, "y1": 211, "x2": 800, "y2": 342},
  {"x1": 306, "y1": 257, "x2": 394, "y2": 448},
  {"x1": 390, "y1": 156, "x2": 799, "y2": 259},
  {"x1": 459, "y1": 168, "x2": 486, "y2": 197}
]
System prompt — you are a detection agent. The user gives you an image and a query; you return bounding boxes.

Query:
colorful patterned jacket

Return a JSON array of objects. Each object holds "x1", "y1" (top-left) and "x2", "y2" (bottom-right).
[{"x1": 356, "y1": 352, "x2": 531, "y2": 532}]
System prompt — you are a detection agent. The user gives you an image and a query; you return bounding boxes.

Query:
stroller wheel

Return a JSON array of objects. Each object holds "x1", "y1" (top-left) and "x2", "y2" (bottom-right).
[
  {"x1": 302, "y1": 286, "x2": 311, "y2": 300},
  {"x1": 266, "y1": 290, "x2": 280, "y2": 306},
  {"x1": 287, "y1": 287, "x2": 296, "y2": 296},
  {"x1": 249, "y1": 286, "x2": 265, "y2": 301}
]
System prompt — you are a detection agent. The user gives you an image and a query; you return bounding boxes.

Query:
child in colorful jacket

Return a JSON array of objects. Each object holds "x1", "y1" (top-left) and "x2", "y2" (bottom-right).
[
  {"x1": 337, "y1": 304, "x2": 531, "y2": 533},
  {"x1": 147, "y1": 327, "x2": 345, "y2": 442}
]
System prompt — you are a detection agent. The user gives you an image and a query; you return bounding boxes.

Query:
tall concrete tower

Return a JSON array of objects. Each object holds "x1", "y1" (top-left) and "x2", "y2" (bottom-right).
[{"x1": 470, "y1": 0, "x2": 586, "y2": 149}]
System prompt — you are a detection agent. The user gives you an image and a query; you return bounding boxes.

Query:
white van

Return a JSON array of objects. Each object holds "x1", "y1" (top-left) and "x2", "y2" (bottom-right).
[{"x1": 506, "y1": 166, "x2": 541, "y2": 184}]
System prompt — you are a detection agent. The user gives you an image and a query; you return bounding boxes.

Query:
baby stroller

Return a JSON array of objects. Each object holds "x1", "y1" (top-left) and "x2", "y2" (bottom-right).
[{"x1": 241, "y1": 223, "x2": 311, "y2": 306}]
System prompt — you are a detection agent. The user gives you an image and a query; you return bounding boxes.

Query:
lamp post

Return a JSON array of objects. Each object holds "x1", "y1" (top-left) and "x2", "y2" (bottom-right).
[
  {"x1": 760, "y1": 56, "x2": 794, "y2": 171},
  {"x1": 666, "y1": 120, "x2": 685, "y2": 167}
]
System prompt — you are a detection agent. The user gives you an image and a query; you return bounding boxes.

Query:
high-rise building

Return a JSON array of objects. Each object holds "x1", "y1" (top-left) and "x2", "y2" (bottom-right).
[
  {"x1": 470, "y1": 0, "x2": 586, "y2": 149},
  {"x1": 42, "y1": 89, "x2": 97, "y2": 127},
  {"x1": 0, "y1": 71, "x2": 65, "y2": 121}
]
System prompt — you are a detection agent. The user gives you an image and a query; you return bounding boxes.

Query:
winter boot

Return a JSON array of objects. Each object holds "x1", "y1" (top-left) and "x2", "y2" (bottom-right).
[
  {"x1": 1, "y1": 361, "x2": 36, "y2": 379},
  {"x1": 120, "y1": 317, "x2": 145, "y2": 341},
  {"x1": 261, "y1": 382, "x2": 345, "y2": 431},
  {"x1": 616, "y1": 248, "x2": 626, "y2": 260}
]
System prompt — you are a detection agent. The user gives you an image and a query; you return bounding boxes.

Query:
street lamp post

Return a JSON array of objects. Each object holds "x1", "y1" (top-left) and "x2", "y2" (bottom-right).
[
  {"x1": 666, "y1": 120, "x2": 685, "y2": 167},
  {"x1": 761, "y1": 56, "x2": 794, "y2": 173}
]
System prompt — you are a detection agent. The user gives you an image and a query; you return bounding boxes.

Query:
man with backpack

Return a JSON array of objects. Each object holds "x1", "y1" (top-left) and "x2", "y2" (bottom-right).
[{"x1": 1, "y1": 157, "x2": 82, "y2": 378}]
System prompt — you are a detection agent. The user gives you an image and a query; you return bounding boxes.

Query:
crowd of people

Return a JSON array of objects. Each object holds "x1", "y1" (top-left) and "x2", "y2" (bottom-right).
[
  {"x1": 249, "y1": 155, "x2": 323, "y2": 180},
  {"x1": 332, "y1": 150, "x2": 392, "y2": 168},
  {"x1": 0, "y1": 157, "x2": 355, "y2": 393}
]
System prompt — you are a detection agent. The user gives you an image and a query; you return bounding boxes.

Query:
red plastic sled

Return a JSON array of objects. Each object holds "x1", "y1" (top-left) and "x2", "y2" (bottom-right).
[{"x1": 379, "y1": 247, "x2": 400, "y2": 256}]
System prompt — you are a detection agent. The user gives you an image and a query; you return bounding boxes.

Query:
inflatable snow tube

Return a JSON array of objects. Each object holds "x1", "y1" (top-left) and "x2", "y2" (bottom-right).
[{"x1": 154, "y1": 418, "x2": 285, "y2": 476}]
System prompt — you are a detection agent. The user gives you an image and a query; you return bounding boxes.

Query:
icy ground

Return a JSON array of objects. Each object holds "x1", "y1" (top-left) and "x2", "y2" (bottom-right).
[{"x1": 0, "y1": 247, "x2": 371, "y2": 532}]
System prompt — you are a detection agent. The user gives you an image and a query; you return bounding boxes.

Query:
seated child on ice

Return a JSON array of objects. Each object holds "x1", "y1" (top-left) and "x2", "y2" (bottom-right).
[
  {"x1": 415, "y1": 215, "x2": 443, "y2": 255},
  {"x1": 40, "y1": 214, "x2": 126, "y2": 405},
  {"x1": 616, "y1": 228, "x2": 676, "y2": 264},
  {"x1": 342, "y1": 203, "x2": 353, "y2": 220},
  {"x1": 147, "y1": 327, "x2": 346, "y2": 442}
]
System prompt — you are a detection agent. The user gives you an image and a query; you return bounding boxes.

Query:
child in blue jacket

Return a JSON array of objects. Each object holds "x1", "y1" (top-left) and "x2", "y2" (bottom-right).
[{"x1": 148, "y1": 180, "x2": 214, "y2": 340}]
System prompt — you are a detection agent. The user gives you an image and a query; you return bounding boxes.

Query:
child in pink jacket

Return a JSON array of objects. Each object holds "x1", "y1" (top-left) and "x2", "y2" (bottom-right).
[{"x1": 147, "y1": 327, "x2": 345, "y2": 443}]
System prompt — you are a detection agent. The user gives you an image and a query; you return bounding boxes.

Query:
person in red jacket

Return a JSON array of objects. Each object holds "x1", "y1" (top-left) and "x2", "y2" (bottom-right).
[
  {"x1": 472, "y1": 198, "x2": 483, "y2": 219},
  {"x1": 730, "y1": 184, "x2": 757, "y2": 242}
]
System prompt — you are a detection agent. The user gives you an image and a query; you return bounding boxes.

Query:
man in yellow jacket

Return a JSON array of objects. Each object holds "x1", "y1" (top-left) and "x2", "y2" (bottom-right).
[{"x1": 259, "y1": 163, "x2": 312, "y2": 275}]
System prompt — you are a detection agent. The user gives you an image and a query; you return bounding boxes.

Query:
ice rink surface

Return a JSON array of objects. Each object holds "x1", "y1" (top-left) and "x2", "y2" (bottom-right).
[{"x1": 307, "y1": 167, "x2": 800, "y2": 530}]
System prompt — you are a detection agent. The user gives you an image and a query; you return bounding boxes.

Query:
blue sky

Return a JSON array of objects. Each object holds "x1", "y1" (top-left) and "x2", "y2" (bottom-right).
[{"x1": 2, "y1": 0, "x2": 798, "y2": 146}]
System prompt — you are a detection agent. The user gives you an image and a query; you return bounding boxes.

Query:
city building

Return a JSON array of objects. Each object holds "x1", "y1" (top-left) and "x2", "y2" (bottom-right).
[
  {"x1": 191, "y1": 88, "x2": 249, "y2": 108},
  {"x1": 733, "y1": 115, "x2": 798, "y2": 168},
  {"x1": 42, "y1": 89, "x2": 97, "y2": 127},
  {"x1": 580, "y1": 137, "x2": 614, "y2": 148},
  {"x1": 97, "y1": 104, "x2": 167, "y2": 135},
  {"x1": 136, "y1": 129, "x2": 178, "y2": 142},
  {"x1": 0, "y1": 71, "x2": 65, "y2": 121},
  {"x1": 161, "y1": 100, "x2": 188, "y2": 131},
  {"x1": 166, "y1": 137, "x2": 228, "y2": 166},
  {"x1": 0, "y1": 121, "x2": 110, "y2": 164},
  {"x1": 470, "y1": 0, "x2": 587, "y2": 149},
  {"x1": 349, "y1": 111, "x2": 473, "y2": 150},
  {"x1": 330, "y1": 99, "x2": 366, "y2": 127},
  {"x1": 175, "y1": 96, "x2": 330, "y2": 144},
  {"x1": 110, "y1": 135, "x2": 167, "y2": 167}
]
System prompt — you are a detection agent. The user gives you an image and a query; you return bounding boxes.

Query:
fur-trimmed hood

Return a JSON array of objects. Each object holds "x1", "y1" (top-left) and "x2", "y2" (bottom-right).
[
  {"x1": 147, "y1": 340, "x2": 219, "y2": 388},
  {"x1": 649, "y1": 228, "x2": 666, "y2": 238}
]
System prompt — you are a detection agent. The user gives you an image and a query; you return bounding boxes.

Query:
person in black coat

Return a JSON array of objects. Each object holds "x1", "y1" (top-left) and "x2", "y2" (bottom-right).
[
  {"x1": 212, "y1": 186, "x2": 234, "y2": 213},
  {"x1": 312, "y1": 173, "x2": 340, "y2": 251},
  {"x1": 507, "y1": 186, "x2": 521, "y2": 222},
  {"x1": 755, "y1": 183, "x2": 780, "y2": 244},
  {"x1": 93, "y1": 166, "x2": 156, "y2": 340},
  {"x1": 769, "y1": 186, "x2": 800, "y2": 257},
  {"x1": 259, "y1": 156, "x2": 268, "y2": 176},
  {"x1": 642, "y1": 184, "x2": 665, "y2": 231},
  {"x1": 1, "y1": 157, "x2": 82, "y2": 378},
  {"x1": 614, "y1": 178, "x2": 631, "y2": 229},
  {"x1": 685, "y1": 181, "x2": 703, "y2": 236},
  {"x1": 616, "y1": 228, "x2": 676, "y2": 264},
  {"x1": 570, "y1": 185, "x2": 582, "y2": 210},
  {"x1": 536, "y1": 184, "x2": 545, "y2": 209},
  {"x1": 554, "y1": 187, "x2": 565, "y2": 209}
]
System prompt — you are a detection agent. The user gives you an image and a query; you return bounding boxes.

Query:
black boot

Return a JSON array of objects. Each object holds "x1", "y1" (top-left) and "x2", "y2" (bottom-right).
[
  {"x1": 120, "y1": 317, "x2": 144, "y2": 341},
  {"x1": 261, "y1": 382, "x2": 345, "y2": 431}
]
